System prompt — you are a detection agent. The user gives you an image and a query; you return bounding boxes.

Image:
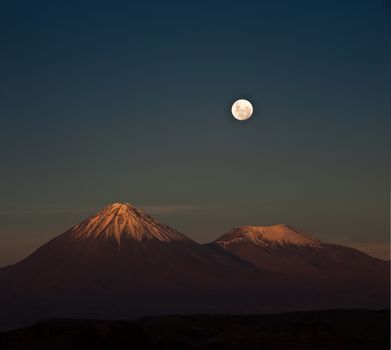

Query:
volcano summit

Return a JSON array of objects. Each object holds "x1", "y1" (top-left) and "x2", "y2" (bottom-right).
[{"x1": 71, "y1": 203, "x2": 187, "y2": 243}]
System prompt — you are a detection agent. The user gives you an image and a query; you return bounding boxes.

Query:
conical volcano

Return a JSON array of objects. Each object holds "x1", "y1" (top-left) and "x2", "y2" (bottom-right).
[
  {"x1": 0, "y1": 203, "x2": 291, "y2": 329},
  {"x1": 1, "y1": 203, "x2": 259, "y2": 297}
]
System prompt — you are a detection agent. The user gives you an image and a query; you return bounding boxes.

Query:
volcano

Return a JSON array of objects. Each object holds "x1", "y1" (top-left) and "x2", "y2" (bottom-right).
[
  {"x1": 212, "y1": 225, "x2": 389, "y2": 283},
  {"x1": 1, "y1": 203, "x2": 273, "y2": 299},
  {"x1": 0, "y1": 203, "x2": 389, "y2": 330},
  {"x1": 0, "y1": 203, "x2": 292, "y2": 329}
]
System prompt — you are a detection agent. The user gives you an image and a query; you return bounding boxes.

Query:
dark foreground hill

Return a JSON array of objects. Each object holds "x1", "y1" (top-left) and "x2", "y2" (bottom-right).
[{"x1": 0, "y1": 309, "x2": 389, "y2": 350}]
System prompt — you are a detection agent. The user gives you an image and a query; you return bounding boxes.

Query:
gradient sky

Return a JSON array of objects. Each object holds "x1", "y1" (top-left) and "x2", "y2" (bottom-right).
[{"x1": 1, "y1": 0, "x2": 390, "y2": 266}]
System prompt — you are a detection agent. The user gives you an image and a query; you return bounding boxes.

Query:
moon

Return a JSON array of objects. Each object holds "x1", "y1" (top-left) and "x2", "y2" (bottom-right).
[{"x1": 231, "y1": 99, "x2": 253, "y2": 121}]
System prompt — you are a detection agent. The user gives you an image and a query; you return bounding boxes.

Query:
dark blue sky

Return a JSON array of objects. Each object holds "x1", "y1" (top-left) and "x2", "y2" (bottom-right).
[{"x1": 0, "y1": 0, "x2": 390, "y2": 265}]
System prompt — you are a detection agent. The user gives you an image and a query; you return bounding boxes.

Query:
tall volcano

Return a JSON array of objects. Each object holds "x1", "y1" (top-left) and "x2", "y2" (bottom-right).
[
  {"x1": 0, "y1": 203, "x2": 292, "y2": 329},
  {"x1": 4, "y1": 203, "x2": 269, "y2": 296},
  {"x1": 0, "y1": 203, "x2": 388, "y2": 330}
]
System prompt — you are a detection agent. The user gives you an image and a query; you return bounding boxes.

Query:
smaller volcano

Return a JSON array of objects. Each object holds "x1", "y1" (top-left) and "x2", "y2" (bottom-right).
[
  {"x1": 213, "y1": 224, "x2": 389, "y2": 284},
  {"x1": 215, "y1": 224, "x2": 321, "y2": 248}
]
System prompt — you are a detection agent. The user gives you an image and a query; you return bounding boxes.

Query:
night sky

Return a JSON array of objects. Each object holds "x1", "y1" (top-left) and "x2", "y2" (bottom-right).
[{"x1": 1, "y1": 0, "x2": 390, "y2": 266}]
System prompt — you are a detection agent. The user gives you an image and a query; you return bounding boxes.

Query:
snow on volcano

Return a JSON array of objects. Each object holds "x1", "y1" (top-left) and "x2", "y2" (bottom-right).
[{"x1": 70, "y1": 203, "x2": 188, "y2": 243}]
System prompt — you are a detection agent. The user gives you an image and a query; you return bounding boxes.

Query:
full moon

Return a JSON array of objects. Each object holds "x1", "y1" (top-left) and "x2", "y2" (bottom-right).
[{"x1": 231, "y1": 99, "x2": 253, "y2": 121}]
